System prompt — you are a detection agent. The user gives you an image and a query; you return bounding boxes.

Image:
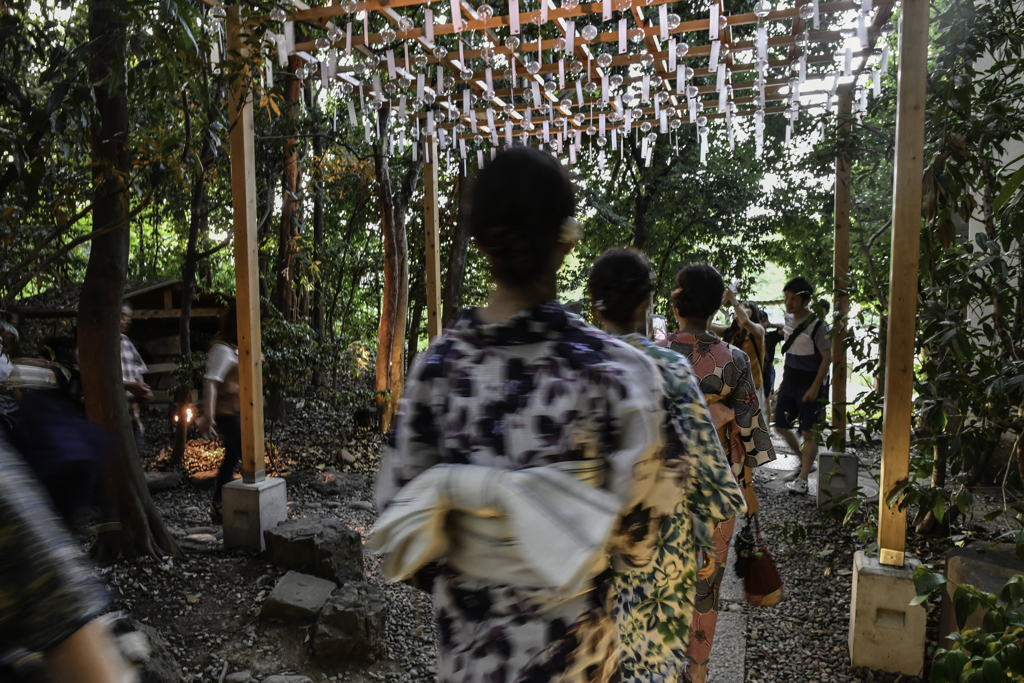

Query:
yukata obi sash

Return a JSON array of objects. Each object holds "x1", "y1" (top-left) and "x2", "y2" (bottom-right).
[
  {"x1": 704, "y1": 394, "x2": 746, "y2": 471},
  {"x1": 366, "y1": 460, "x2": 618, "y2": 596}
]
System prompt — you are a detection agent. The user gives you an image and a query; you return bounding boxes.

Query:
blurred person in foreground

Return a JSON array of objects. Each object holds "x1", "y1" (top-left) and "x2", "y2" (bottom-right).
[
  {"x1": 588, "y1": 248, "x2": 745, "y2": 683},
  {"x1": 370, "y1": 147, "x2": 667, "y2": 683},
  {"x1": 662, "y1": 264, "x2": 776, "y2": 683},
  {"x1": 712, "y1": 290, "x2": 768, "y2": 419},
  {"x1": 195, "y1": 305, "x2": 241, "y2": 524},
  {"x1": 0, "y1": 438, "x2": 126, "y2": 683}
]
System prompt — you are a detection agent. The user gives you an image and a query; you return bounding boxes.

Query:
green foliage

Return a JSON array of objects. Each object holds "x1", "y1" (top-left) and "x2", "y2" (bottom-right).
[{"x1": 913, "y1": 566, "x2": 1024, "y2": 683}]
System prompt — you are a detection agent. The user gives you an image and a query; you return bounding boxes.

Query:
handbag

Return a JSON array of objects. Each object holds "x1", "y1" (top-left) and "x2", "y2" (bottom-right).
[{"x1": 740, "y1": 515, "x2": 784, "y2": 607}]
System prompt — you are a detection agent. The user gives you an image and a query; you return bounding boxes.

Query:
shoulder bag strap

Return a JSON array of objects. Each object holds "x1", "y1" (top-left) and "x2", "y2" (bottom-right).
[{"x1": 780, "y1": 315, "x2": 816, "y2": 356}]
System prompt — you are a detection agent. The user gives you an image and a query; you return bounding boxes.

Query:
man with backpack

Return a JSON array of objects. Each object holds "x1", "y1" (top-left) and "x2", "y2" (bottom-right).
[{"x1": 775, "y1": 277, "x2": 832, "y2": 495}]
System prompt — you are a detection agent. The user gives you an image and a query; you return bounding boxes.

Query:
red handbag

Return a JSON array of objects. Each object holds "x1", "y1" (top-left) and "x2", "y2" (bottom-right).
[{"x1": 742, "y1": 515, "x2": 784, "y2": 607}]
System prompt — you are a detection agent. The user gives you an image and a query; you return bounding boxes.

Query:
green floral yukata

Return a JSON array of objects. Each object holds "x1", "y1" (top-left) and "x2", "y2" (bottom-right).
[{"x1": 611, "y1": 334, "x2": 746, "y2": 683}]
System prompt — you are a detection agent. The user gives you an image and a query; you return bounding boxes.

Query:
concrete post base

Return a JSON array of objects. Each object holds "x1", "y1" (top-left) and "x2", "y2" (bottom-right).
[
  {"x1": 222, "y1": 477, "x2": 287, "y2": 551},
  {"x1": 816, "y1": 450, "x2": 859, "y2": 509},
  {"x1": 849, "y1": 551, "x2": 926, "y2": 677}
]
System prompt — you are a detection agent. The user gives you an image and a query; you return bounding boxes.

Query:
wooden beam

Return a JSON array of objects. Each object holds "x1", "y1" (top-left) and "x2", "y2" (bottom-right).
[
  {"x1": 832, "y1": 88, "x2": 852, "y2": 442},
  {"x1": 130, "y1": 308, "x2": 227, "y2": 319},
  {"x1": 228, "y1": 6, "x2": 267, "y2": 483},
  {"x1": 877, "y1": 0, "x2": 929, "y2": 568},
  {"x1": 423, "y1": 134, "x2": 442, "y2": 340}
]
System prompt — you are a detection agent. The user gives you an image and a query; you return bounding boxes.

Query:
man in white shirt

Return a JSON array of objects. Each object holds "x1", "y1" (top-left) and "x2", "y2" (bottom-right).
[{"x1": 775, "y1": 277, "x2": 832, "y2": 495}]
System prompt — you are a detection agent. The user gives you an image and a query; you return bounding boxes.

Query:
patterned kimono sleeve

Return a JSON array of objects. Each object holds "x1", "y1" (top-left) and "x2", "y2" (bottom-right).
[
  {"x1": 603, "y1": 346, "x2": 668, "y2": 570},
  {"x1": 673, "y1": 369, "x2": 745, "y2": 554},
  {"x1": 727, "y1": 348, "x2": 776, "y2": 471},
  {"x1": 374, "y1": 342, "x2": 448, "y2": 513}
]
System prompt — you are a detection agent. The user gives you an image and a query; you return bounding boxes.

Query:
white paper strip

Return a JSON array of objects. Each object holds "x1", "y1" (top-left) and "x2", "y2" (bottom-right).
[
  {"x1": 372, "y1": 73, "x2": 382, "y2": 96},
  {"x1": 363, "y1": 11, "x2": 369, "y2": 46},
  {"x1": 756, "y1": 27, "x2": 767, "y2": 61},
  {"x1": 566, "y1": 21, "x2": 575, "y2": 54},
  {"x1": 785, "y1": 124, "x2": 791, "y2": 146},
  {"x1": 872, "y1": 70, "x2": 881, "y2": 97},
  {"x1": 533, "y1": 82, "x2": 542, "y2": 106},
  {"x1": 509, "y1": 0, "x2": 520, "y2": 34},
  {"x1": 624, "y1": 108, "x2": 631, "y2": 133},
  {"x1": 485, "y1": 67, "x2": 493, "y2": 93},
  {"x1": 844, "y1": 48, "x2": 852, "y2": 76},
  {"x1": 676, "y1": 66, "x2": 684, "y2": 93},
  {"x1": 611, "y1": 128, "x2": 617, "y2": 151},
  {"x1": 543, "y1": 120, "x2": 550, "y2": 141},
  {"x1": 660, "y1": 111, "x2": 667, "y2": 133},
  {"x1": 505, "y1": 120, "x2": 512, "y2": 145},
  {"x1": 329, "y1": 50, "x2": 338, "y2": 78},
  {"x1": 718, "y1": 87, "x2": 727, "y2": 111},
  {"x1": 559, "y1": 59, "x2": 565, "y2": 88},
  {"x1": 689, "y1": 102, "x2": 696, "y2": 123},
  {"x1": 459, "y1": 137, "x2": 466, "y2": 158},
  {"x1": 470, "y1": 111, "x2": 477, "y2": 132},
  {"x1": 642, "y1": 74, "x2": 650, "y2": 102},
  {"x1": 424, "y1": 9, "x2": 434, "y2": 44},
  {"x1": 541, "y1": 0, "x2": 548, "y2": 23},
  {"x1": 364, "y1": 120, "x2": 372, "y2": 143},
  {"x1": 812, "y1": 0, "x2": 820, "y2": 29},
  {"x1": 799, "y1": 54, "x2": 806, "y2": 83},
  {"x1": 486, "y1": 107, "x2": 495, "y2": 132},
  {"x1": 599, "y1": 113, "x2": 606, "y2": 136},
  {"x1": 709, "y1": 3, "x2": 719, "y2": 40},
  {"x1": 399, "y1": 95, "x2": 407, "y2": 119},
  {"x1": 275, "y1": 34, "x2": 288, "y2": 67},
  {"x1": 700, "y1": 132, "x2": 708, "y2": 163},
  {"x1": 477, "y1": 149, "x2": 483, "y2": 167},
  {"x1": 426, "y1": 111, "x2": 435, "y2": 134},
  {"x1": 386, "y1": 50, "x2": 396, "y2": 79},
  {"x1": 347, "y1": 99, "x2": 357, "y2": 125},
  {"x1": 863, "y1": 0, "x2": 873, "y2": 13},
  {"x1": 321, "y1": 60, "x2": 329, "y2": 86},
  {"x1": 416, "y1": 73, "x2": 424, "y2": 101},
  {"x1": 601, "y1": 74, "x2": 609, "y2": 102},
  {"x1": 668, "y1": 38, "x2": 677, "y2": 72},
  {"x1": 576, "y1": 80, "x2": 584, "y2": 106},
  {"x1": 618, "y1": 18, "x2": 627, "y2": 54},
  {"x1": 463, "y1": 88, "x2": 470, "y2": 115},
  {"x1": 436, "y1": 65, "x2": 442, "y2": 94},
  {"x1": 284, "y1": 21, "x2": 295, "y2": 53},
  {"x1": 881, "y1": 45, "x2": 890, "y2": 75},
  {"x1": 266, "y1": 57, "x2": 274, "y2": 88},
  {"x1": 716, "y1": 61, "x2": 725, "y2": 92},
  {"x1": 439, "y1": 128, "x2": 447, "y2": 150},
  {"x1": 603, "y1": 0, "x2": 611, "y2": 21},
  {"x1": 857, "y1": 15, "x2": 867, "y2": 48},
  {"x1": 346, "y1": 22, "x2": 352, "y2": 55},
  {"x1": 659, "y1": 5, "x2": 669, "y2": 41},
  {"x1": 453, "y1": 0, "x2": 463, "y2": 31}
]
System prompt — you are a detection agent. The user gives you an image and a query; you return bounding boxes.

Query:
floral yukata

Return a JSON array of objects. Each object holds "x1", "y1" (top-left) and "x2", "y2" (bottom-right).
[
  {"x1": 661, "y1": 331, "x2": 775, "y2": 669},
  {"x1": 376, "y1": 302, "x2": 667, "y2": 683},
  {"x1": 610, "y1": 334, "x2": 746, "y2": 683}
]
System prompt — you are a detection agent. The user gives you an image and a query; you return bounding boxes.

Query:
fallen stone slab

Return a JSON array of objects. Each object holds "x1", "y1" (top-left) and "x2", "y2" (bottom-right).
[
  {"x1": 184, "y1": 526, "x2": 216, "y2": 535},
  {"x1": 178, "y1": 534, "x2": 222, "y2": 554},
  {"x1": 262, "y1": 676, "x2": 314, "y2": 683},
  {"x1": 940, "y1": 542, "x2": 1023, "y2": 647},
  {"x1": 264, "y1": 518, "x2": 363, "y2": 584},
  {"x1": 188, "y1": 470, "x2": 218, "y2": 490},
  {"x1": 260, "y1": 571, "x2": 337, "y2": 623},
  {"x1": 314, "y1": 581, "x2": 387, "y2": 664},
  {"x1": 145, "y1": 471, "x2": 183, "y2": 493},
  {"x1": 225, "y1": 672, "x2": 254, "y2": 683}
]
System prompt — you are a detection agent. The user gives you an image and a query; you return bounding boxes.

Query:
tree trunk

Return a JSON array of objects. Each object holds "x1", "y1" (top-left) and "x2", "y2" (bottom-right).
[
  {"x1": 407, "y1": 299, "x2": 423, "y2": 372},
  {"x1": 374, "y1": 108, "x2": 422, "y2": 431},
  {"x1": 275, "y1": 54, "x2": 303, "y2": 321},
  {"x1": 312, "y1": 133, "x2": 325, "y2": 386},
  {"x1": 441, "y1": 178, "x2": 470, "y2": 328},
  {"x1": 82, "y1": 0, "x2": 177, "y2": 558}
]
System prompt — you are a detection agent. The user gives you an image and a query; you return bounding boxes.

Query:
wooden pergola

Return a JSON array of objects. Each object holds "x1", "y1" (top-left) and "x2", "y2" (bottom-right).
[{"x1": 222, "y1": 0, "x2": 928, "y2": 568}]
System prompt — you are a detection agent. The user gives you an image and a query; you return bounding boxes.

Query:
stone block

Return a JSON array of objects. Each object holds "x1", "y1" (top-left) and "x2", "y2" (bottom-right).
[
  {"x1": 939, "y1": 543, "x2": 1024, "y2": 647},
  {"x1": 145, "y1": 471, "x2": 183, "y2": 493},
  {"x1": 314, "y1": 581, "x2": 387, "y2": 664},
  {"x1": 260, "y1": 571, "x2": 337, "y2": 623},
  {"x1": 225, "y1": 672, "x2": 254, "y2": 683},
  {"x1": 816, "y1": 450, "x2": 858, "y2": 509},
  {"x1": 222, "y1": 477, "x2": 287, "y2": 551},
  {"x1": 264, "y1": 517, "x2": 363, "y2": 584},
  {"x1": 262, "y1": 677, "x2": 313, "y2": 683},
  {"x1": 849, "y1": 551, "x2": 926, "y2": 677}
]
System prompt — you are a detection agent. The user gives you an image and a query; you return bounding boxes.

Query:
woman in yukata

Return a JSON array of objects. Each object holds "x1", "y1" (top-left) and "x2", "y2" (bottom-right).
[
  {"x1": 588, "y1": 248, "x2": 745, "y2": 683},
  {"x1": 662, "y1": 263, "x2": 776, "y2": 683},
  {"x1": 374, "y1": 147, "x2": 668, "y2": 683}
]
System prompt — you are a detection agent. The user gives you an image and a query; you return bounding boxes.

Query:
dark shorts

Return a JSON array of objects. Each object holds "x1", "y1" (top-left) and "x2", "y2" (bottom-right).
[{"x1": 774, "y1": 379, "x2": 827, "y2": 433}]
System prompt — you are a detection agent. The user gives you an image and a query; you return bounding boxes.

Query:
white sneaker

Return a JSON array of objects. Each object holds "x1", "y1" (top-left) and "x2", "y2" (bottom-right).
[
  {"x1": 782, "y1": 469, "x2": 801, "y2": 482},
  {"x1": 786, "y1": 477, "x2": 809, "y2": 495}
]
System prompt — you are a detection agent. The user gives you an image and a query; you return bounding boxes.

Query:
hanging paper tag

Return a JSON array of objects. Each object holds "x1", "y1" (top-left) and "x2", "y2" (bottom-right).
[
  {"x1": 505, "y1": 120, "x2": 512, "y2": 145},
  {"x1": 566, "y1": 21, "x2": 575, "y2": 54},
  {"x1": 599, "y1": 113, "x2": 606, "y2": 135},
  {"x1": 668, "y1": 38, "x2": 677, "y2": 72},
  {"x1": 601, "y1": 74, "x2": 609, "y2": 103},
  {"x1": 642, "y1": 74, "x2": 650, "y2": 102},
  {"x1": 844, "y1": 48, "x2": 852, "y2": 76},
  {"x1": 689, "y1": 102, "x2": 696, "y2": 123},
  {"x1": 363, "y1": 11, "x2": 370, "y2": 46},
  {"x1": 799, "y1": 55, "x2": 806, "y2": 82},
  {"x1": 275, "y1": 34, "x2": 288, "y2": 67},
  {"x1": 862, "y1": 0, "x2": 873, "y2": 13},
  {"x1": 543, "y1": 120, "x2": 550, "y2": 141},
  {"x1": 321, "y1": 61, "x2": 329, "y2": 86},
  {"x1": 436, "y1": 65, "x2": 443, "y2": 94},
  {"x1": 491, "y1": 147, "x2": 497, "y2": 160},
  {"x1": 386, "y1": 50, "x2": 396, "y2": 79},
  {"x1": 348, "y1": 99, "x2": 357, "y2": 125},
  {"x1": 618, "y1": 18, "x2": 627, "y2": 54},
  {"x1": 485, "y1": 67, "x2": 493, "y2": 93},
  {"x1": 611, "y1": 128, "x2": 617, "y2": 150},
  {"x1": 569, "y1": 145, "x2": 576, "y2": 165},
  {"x1": 654, "y1": 93, "x2": 660, "y2": 116},
  {"x1": 508, "y1": 0, "x2": 520, "y2": 34},
  {"x1": 459, "y1": 137, "x2": 467, "y2": 158},
  {"x1": 559, "y1": 59, "x2": 565, "y2": 88},
  {"x1": 533, "y1": 81, "x2": 542, "y2": 107},
  {"x1": 266, "y1": 57, "x2": 274, "y2": 88},
  {"x1": 416, "y1": 73, "x2": 425, "y2": 101},
  {"x1": 364, "y1": 120, "x2": 372, "y2": 144},
  {"x1": 576, "y1": 80, "x2": 584, "y2": 106},
  {"x1": 284, "y1": 21, "x2": 295, "y2": 53},
  {"x1": 785, "y1": 124, "x2": 791, "y2": 146},
  {"x1": 857, "y1": 15, "x2": 867, "y2": 48},
  {"x1": 463, "y1": 89, "x2": 471, "y2": 115},
  {"x1": 624, "y1": 108, "x2": 631, "y2": 132},
  {"x1": 881, "y1": 45, "x2": 890, "y2": 75},
  {"x1": 453, "y1": 0, "x2": 463, "y2": 31},
  {"x1": 427, "y1": 111, "x2": 435, "y2": 134},
  {"x1": 700, "y1": 131, "x2": 708, "y2": 164},
  {"x1": 477, "y1": 149, "x2": 484, "y2": 167},
  {"x1": 470, "y1": 111, "x2": 478, "y2": 132},
  {"x1": 716, "y1": 63, "x2": 725, "y2": 92},
  {"x1": 812, "y1": 0, "x2": 820, "y2": 28},
  {"x1": 541, "y1": 0, "x2": 548, "y2": 23},
  {"x1": 872, "y1": 70, "x2": 881, "y2": 97},
  {"x1": 659, "y1": 5, "x2": 669, "y2": 41},
  {"x1": 399, "y1": 95, "x2": 407, "y2": 119},
  {"x1": 346, "y1": 22, "x2": 352, "y2": 55},
  {"x1": 756, "y1": 27, "x2": 767, "y2": 60},
  {"x1": 329, "y1": 50, "x2": 338, "y2": 78},
  {"x1": 718, "y1": 87, "x2": 727, "y2": 112},
  {"x1": 660, "y1": 111, "x2": 668, "y2": 133},
  {"x1": 486, "y1": 107, "x2": 495, "y2": 133},
  {"x1": 603, "y1": 0, "x2": 612, "y2": 21},
  {"x1": 709, "y1": 3, "x2": 719, "y2": 40},
  {"x1": 424, "y1": 8, "x2": 435, "y2": 45},
  {"x1": 830, "y1": 71, "x2": 840, "y2": 95},
  {"x1": 709, "y1": 40, "x2": 720, "y2": 72},
  {"x1": 372, "y1": 73, "x2": 382, "y2": 96}
]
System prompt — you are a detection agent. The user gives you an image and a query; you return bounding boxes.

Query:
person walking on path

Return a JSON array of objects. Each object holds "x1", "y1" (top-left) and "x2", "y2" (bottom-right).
[
  {"x1": 774, "y1": 277, "x2": 832, "y2": 495},
  {"x1": 373, "y1": 147, "x2": 667, "y2": 683},
  {"x1": 762, "y1": 315, "x2": 784, "y2": 424},
  {"x1": 589, "y1": 249, "x2": 746, "y2": 683},
  {"x1": 196, "y1": 306, "x2": 241, "y2": 524},
  {"x1": 120, "y1": 301, "x2": 151, "y2": 455},
  {"x1": 712, "y1": 290, "x2": 768, "y2": 419},
  {"x1": 662, "y1": 263, "x2": 776, "y2": 683}
]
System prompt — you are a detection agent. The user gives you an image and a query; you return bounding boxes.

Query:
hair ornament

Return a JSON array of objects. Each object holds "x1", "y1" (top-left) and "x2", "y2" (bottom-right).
[
  {"x1": 595, "y1": 300, "x2": 607, "y2": 310},
  {"x1": 559, "y1": 217, "x2": 583, "y2": 244}
]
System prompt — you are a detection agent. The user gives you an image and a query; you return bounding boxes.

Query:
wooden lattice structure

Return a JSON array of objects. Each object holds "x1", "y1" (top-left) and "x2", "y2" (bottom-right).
[{"x1": 218, "y1": 0, "x2": 929, "y2": 570}]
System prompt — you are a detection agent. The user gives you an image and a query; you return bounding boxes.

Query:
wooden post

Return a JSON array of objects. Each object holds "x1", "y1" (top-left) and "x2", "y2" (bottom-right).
[
  {"x1": 228, "y1": 6, "x2": 266, "y2": 482},
  {"x1": 423, "y1": 134, "x2": 442, "y2": 340},
  {"x1": 832, "y1": 87, "x2": 853, "y2": 442},
  {"x1": 877, "y1": 0, "x2": 929, "y2": 568}
]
